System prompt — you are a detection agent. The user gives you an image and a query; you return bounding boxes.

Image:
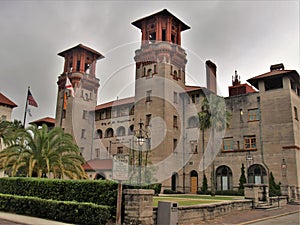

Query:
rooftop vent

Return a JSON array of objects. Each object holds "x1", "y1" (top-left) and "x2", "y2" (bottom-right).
[{"x1": 270, "y1": 63, "x2": 284, "y2": 71}]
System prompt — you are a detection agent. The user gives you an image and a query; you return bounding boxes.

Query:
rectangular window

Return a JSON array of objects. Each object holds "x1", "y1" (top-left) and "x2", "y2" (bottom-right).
[
  {"x1": 173, "y1": 92, "x2": 178, "y2": 103},
  {"x1": 248, "y1": 109, "x2": 259, "y2": 121},
  {"x1": 146, "y1": 90, "x2": 152, "y2": 102},
  {"x1": 173, "y1": 139, "x2": 178, "y2": 152},
  {"x1": 223, "y1": 138, "x2": 234, "y2": 151},
  {"x1": 95, "y1": 148, "x2": 100, "y2": 158},
  {"x1": 83, "y1": 110, "x2": 88, "y2": 119},
  {"x1": 244, "y1": 136, "x2": 257, "y2": 150},
  {"x1": 190, "y1": 141, "x2": 198, "y2": 154},
  {"x1": 146, "y1": 114, "x2": 151, "y2": 127},
  {"x1": 149, "y1": 32, "x2": 156, "y2": 43},
  {"x1": 173, "y1": 115, "x2": 178, "y2": 128},
  {"x1": 76, "y1": 60, "x2": 81, "y2": 71},
  {"x1": 100, "y1": 111, "x2": 106, "y2": 120},
  {"x1": 192, "y1": 95, "x2": 196, "y2": 103},
  {"x1": 117, "y1": 147, "x2": 123, "y2": 154},
  {"x1": 62, "y1": 109, "x2": 66, "y2": 119},
  {"x1": 81, "y1": 129, "x2": 86, "y2": 139},
  {"x1": 129, "y1": 106, "x2": 134, "y2": 115},
  {"x1": 294, "y1": 106, "x2": 299, "y2": 121},
  {"x1": 264, "y1": 77, "x2": 283, "y2": 91},
  {"x1": 162, "y1": 29, "x2": 166, "y2": 41}
]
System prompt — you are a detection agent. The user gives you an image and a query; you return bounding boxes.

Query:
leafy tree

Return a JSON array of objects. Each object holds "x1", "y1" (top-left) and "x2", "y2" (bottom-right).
[
  {"x1": 269, "y1": 172, "x2": 281, "y2": 196},
  {"x1": 238, "y1": 163, "x2": 247, "y2": 194},
  {"x1": 201, "y1": 173, "x2": 208, "y2": 193},
  {"x1": 0, "y1": 124, "x2": 87, "y2": 179}
]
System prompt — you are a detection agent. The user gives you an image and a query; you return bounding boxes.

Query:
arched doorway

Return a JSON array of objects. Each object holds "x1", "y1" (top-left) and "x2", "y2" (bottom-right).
[
  {"x1": 216, "y1": 166, "x2": 233, "y2": 191},
  {"x1": 94, "y1": 173, "x2": 106, "y2": 180},
  {"x1": 171, "y1": 172, "x2": 179, "y2": 191},
  {"x1": 190, "y1": 170, "x2": 198, "y2": 194},
  {"x1": 247, "y1": 164, "x2": 267, "y2": 184}
]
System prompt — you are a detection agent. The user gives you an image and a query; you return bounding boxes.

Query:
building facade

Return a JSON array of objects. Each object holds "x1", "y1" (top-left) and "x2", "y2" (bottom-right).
[{"x1": 55, "y1": 9, "x2": 300, "y2": 199}]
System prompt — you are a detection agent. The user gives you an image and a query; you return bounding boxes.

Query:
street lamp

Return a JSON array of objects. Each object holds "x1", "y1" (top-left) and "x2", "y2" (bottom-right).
[{"x1": 134, "y1": 119, "x2": 149, "y2": 185}]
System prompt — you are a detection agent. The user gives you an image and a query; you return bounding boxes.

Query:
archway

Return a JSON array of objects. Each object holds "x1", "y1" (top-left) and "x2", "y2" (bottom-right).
[
  {"x1": 190, "y1": 170, "x2": 198, "y2": 194},
  {"x1": 216, "y1": 165, "x2": 232, "y2": 191},
  {"x1": 247, "y1": 164, "x2": 267, "y2": 184},
  {"x1": 171, "y1": 172, "x2": 179, "y2": 191},
  {"x1": 94, "y1": 173, "x2": 106, "y2": 180}
]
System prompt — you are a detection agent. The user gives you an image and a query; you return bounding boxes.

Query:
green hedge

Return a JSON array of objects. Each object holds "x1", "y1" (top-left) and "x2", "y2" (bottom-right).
[
  {"x1": 0, "y1": 177, "x2": 118, "y2": 206},
  {"x1": 0, "y1": 194, "x2": 111, "y2": 225}
]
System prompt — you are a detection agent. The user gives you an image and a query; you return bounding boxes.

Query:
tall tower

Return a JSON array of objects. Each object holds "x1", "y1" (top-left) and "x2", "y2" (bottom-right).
[
  {"x1": 55, "y1": 44, "x2": 104, "y2": 160},
  {"x1": 132, "y1": 9, "x2": 190, "y2": 179}
]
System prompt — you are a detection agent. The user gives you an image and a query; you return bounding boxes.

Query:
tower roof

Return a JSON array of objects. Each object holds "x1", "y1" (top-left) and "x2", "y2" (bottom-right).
[
  {"x1": 132, "y1": 9, "x2": 190, "y2": 31},
  {"x1": 58, "y1": 44, "x2": 104, "y2": 59}
]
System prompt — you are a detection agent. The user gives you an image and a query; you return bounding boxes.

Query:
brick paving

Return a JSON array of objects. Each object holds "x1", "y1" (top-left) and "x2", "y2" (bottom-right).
[{"x1": 197, "y1": 204, "x2": 300, "y2": 225}]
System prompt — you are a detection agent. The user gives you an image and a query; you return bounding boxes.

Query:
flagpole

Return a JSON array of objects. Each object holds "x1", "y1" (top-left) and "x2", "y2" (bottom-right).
[{"x1": 23, "y1": 86, "x2": 30, "y2": 128}]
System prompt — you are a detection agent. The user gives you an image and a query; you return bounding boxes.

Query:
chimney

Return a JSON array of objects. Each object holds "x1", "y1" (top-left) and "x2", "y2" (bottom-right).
[
  {"x1": 206, "y1": 60, "x2": 217, "y2": 94},
  {"x1": 270, "y1": 63, "x2": 284, "y2": 71}
]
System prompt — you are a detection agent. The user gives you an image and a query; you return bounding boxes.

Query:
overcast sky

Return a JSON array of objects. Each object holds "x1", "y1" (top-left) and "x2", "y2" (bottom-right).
[{"x1": 0, "y1": 1, "x2": 299, "y2": 124}]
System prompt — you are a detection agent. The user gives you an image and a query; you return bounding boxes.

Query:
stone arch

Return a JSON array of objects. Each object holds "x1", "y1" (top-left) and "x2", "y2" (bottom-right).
[
  {"x1": 105, "y1": 128, "x2": 114, "y2": 138},
  {"x1": 247, "y1": 164, "x2": 267, "y2": 184},
  {"x1": 116, "y1": 126, "x2": 126, "y2": 136},
  {"x1": 94, "y1": 173, "x2": 106, "y2": 180},
  {"x1": 190, "y1": 170, "x2": 198, "y2": 194},
  {"x1": 216, "y1": 165, "x2": 233, "y2": 191}
]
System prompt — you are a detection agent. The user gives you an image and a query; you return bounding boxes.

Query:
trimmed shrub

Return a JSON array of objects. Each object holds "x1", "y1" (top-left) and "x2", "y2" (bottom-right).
[
  {"x1": 0, "y1": 177, "x2": 118, "y2": 206},
  {"x1": 215, "y1": 190, "x2": 244, "y2": 196},
  {"x1": 163, "y1": 189, "x2": 183, "y2": 194},
  {"x1": 0, "y1": 194, "x2": 111, "y2": 225}
]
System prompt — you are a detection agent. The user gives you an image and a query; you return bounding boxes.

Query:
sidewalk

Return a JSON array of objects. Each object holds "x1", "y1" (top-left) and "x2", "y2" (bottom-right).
[
  {"x1": 0, "y1": 204, "x2": 299, "y2": 225},
  {"x1": 0, "y1": 212, "x2": 73, "y2": 225},
  {"x1": 197, "y1": 204, "x2": 300, "y2": 225}
]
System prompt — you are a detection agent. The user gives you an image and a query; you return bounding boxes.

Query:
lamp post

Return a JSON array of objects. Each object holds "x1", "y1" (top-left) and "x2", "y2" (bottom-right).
[
  {"x1": 134, "y1": 119, "x2": 149, "y2": 185},
  {"x1": 281, "y1": 158, "x2": 288, "y2": 196}
]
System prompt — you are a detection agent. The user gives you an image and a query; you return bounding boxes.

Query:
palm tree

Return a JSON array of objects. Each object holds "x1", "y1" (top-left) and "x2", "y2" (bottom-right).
[
  {"x1": 0, "y1": 124, "x2": 86, "y2": 179},
  {"x1": 198, "y1": 93, "x2": 231, "y2": 196}
]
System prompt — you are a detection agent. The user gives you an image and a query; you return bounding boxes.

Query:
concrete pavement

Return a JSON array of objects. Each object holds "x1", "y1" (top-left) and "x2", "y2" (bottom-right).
[
  {"x1": 0, "y1": 204, "x2": 299, "y2": 225},
  {"x1": 0, "y1": 212, "x2": 73, "y2": 225}
]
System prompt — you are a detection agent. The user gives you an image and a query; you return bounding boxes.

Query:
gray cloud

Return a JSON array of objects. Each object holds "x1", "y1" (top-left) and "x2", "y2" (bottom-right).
[{"x1": 0, "y1": 1, "x2": 298, "y2": 124}]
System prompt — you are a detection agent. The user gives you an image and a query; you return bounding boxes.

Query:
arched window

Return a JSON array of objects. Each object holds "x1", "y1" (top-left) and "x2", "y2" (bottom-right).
[
  {"x1": 171, "y1": 172, "x2": 179, "y2": 191},
  {"x1": 190, "y1": 170, "x2": 198, "y2": 194},
  {"x1": 188, "y1": 116, "x2": 199, "y2": 128},
  {"x1": 105, "y1": 128, "x2": 114, "y2": 138},
  {"x1": 96, "y1": 129, "x2": 103, "y2": 139},
  {"x1": 128, "y1": 125, "x2": 134, "y2": 135},
  {"x1": 216, "y1": 166, "x2": 233, "y2": 191},
  {"x1": 147, "y1": 69, "x2": 152, "y2": 77},
  {"x1": 116, "y1": 126, "x2": 125, "y2": 136},
  {"x1": 247, "y1": 164, "x2": 267, "y2": 184},
  {"x1": 94, "y1": 173, "x2": 106, "y2": 180}
]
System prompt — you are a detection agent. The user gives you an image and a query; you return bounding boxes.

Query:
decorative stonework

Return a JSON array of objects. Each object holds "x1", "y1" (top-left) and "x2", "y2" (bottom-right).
[{"x1": 123, "y1": 189, "x2": 154, "y2": 225}]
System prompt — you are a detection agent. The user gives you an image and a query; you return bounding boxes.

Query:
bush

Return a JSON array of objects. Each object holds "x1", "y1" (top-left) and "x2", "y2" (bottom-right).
[
  {"x1": 197, "y1": 190, "x2": 211, "y2": 195},
  {"x1": 163, "y1": 189, "x2": 183, "y2": 194},
  {"x1": 215, "y1": 190, "x2": 244, "y2": 196},
  {"x1": 0, "y1": 177, "x2": 118, "y2": 218},
  {"x1": 0, "y1": 194, "x2": 111, "y2": 225},
  {"x1": 0, "y1": 177, "x2": 118, "y2": 206}
]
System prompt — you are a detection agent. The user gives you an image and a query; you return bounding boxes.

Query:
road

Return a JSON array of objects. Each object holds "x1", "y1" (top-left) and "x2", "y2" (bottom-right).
[{"x1": 246, "y1": 211, "x2": 300, "y2": 225}]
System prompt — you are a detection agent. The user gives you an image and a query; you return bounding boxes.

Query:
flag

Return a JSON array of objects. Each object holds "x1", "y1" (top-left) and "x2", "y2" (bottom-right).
[
  {"x1": 27, "y1": 90, "x2": 38, "y2": 107},
  {"x1": 65, "y1": 76, "x2": 75, "y2": 97},
  {"x1": 27, "y1": 108, "x2": 32, "y2": 117}
]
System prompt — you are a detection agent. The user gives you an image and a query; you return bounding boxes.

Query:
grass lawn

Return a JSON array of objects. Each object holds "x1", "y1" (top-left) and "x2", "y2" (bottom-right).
[{"x1": 153, "y1": 195, "x2": 243, "y2": 207}]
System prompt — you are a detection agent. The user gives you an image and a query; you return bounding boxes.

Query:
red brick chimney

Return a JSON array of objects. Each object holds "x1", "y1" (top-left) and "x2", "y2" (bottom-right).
[{"x1": 206, "y1": 60, "x2": 217, "y2": 94}]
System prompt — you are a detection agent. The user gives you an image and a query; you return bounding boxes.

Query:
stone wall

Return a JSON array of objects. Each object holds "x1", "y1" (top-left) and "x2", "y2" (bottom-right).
[{"x1": 153, "y1": 200, "x2": 253, "y2": 224}]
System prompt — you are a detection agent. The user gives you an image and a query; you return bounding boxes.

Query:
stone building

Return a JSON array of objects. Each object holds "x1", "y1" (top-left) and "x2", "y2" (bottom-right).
[{"x1": 54, "y1": 9, "x2": 299, "y2": 199}]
